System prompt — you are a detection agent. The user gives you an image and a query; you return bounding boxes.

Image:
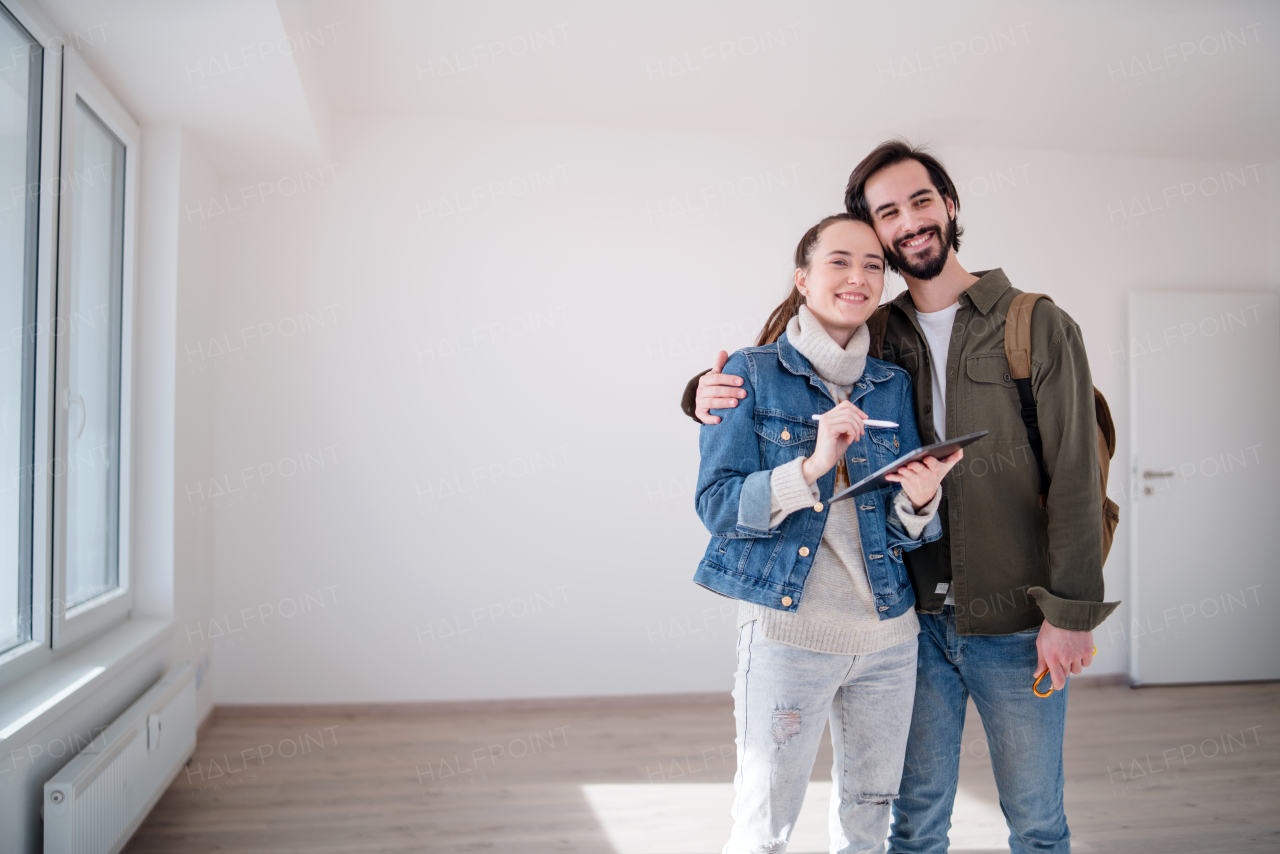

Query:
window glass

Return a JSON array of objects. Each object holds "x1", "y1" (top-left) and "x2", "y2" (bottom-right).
[
  {"x1": 63, "y1": 97, "x2": 123, "y2": 609},
  {"x1": 0, "y1": 9, "x2": 40, "y2": 651}
]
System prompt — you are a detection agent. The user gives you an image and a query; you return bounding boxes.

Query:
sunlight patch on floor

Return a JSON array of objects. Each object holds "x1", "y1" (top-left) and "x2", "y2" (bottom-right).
[{"x1": 581, "y1": 781, "x2": 1012, "y2": 853}]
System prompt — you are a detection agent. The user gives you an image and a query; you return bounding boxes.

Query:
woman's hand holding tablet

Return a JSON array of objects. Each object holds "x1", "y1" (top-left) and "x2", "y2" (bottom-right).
[
  {"x1": 885, "y1": 449, "x2": 964, "y2": 509},
  {"x1": 830, "y1": 431, "x2": 990, "y2": 504}
]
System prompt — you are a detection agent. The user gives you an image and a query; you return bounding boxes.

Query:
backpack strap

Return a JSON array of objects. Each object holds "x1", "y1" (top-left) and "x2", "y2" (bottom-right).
[
  {"x1": 866, "y1": 303, "x2": 891, "y2": 360},
  {"x1": 1004, "y1": 293, "x2": 1054, "y2": 507}
]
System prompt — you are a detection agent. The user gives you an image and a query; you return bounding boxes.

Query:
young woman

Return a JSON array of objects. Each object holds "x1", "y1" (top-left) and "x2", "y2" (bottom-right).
[{"x1": 694, "y1": 213, "x2": 962, "y2": 852}]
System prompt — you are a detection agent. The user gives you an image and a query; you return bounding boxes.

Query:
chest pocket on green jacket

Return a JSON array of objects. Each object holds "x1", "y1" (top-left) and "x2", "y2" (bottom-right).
[
  {"x1": 754, "y1": 413, "x2": 815, "y2": 469},
  {"x1": 965, "y1": 354, "x2": 1022, "y2": 438}
]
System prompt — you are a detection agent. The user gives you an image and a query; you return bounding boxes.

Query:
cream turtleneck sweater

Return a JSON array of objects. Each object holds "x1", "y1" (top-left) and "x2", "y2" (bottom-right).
[{"x1": 736, "y1": 305, "x2": 941, "y2": 655}]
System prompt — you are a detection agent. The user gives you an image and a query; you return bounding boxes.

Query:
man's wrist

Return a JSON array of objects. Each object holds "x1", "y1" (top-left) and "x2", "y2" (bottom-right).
[{"x1": 1040, "y1": 619, "x2": 1089, "y2": 637}]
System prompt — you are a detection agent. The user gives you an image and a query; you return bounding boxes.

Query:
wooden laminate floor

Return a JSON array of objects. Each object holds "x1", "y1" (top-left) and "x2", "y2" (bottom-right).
[{"x1": 124, "y1": 681, "x2": 1280, "y2": 853}]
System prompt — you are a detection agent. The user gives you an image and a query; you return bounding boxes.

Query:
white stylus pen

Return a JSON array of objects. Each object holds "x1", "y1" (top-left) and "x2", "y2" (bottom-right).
[{"x1": 812, "y1": 415, "x2": 899, "y2": 428}]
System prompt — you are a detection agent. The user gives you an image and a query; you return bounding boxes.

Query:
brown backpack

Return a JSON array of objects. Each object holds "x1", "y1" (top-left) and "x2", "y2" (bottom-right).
[{"x1": 867, "y1": 296, "x2": 1120, "y2": 562}]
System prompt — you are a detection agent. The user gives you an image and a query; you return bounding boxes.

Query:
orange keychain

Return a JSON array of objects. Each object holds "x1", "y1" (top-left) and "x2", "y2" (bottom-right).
[{"x1": 1032, "y1": 647, "x2": 1097, "y2": 697}]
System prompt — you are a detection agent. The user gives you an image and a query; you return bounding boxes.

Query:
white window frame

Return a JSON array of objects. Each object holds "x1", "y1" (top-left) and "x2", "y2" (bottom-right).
[
  {"x1": 50, "y1": 47, "x2": 138, "y2": 650},
  {"x1": 0, "y1": 0, "x2": 62, "y2": 689},
  {"x1": 0, "y1": 8, "x2": 140, "y2": 689}
]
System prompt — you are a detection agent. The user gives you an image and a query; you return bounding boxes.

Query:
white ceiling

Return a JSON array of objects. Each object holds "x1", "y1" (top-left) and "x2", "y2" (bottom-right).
[
  {"x1": 35, "y1": 0, "x2": 324, "y2": 174},
  {"x1": 36, "y1": 0, "x2": 1280, "y2": 176}
]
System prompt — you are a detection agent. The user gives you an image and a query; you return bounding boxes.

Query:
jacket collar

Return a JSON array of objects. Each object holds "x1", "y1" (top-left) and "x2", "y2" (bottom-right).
[
  {"x1": 777, "y1": 330, "x2": 893, "y2": 384},
  {"x1": 890, "y1": 267, "x2": 1012, "y2": 317}
]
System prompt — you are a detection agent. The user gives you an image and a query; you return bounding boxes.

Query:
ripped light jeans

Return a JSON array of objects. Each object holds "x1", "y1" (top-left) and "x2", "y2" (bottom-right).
[{"x1": 725, "y1": 621, "x2": 918, "y2": 854}]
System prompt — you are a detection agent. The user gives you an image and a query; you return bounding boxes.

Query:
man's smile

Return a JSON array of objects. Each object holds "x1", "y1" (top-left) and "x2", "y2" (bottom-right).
[{"x1": 899, "y1": 229, "x2": 936, "y2": 252}]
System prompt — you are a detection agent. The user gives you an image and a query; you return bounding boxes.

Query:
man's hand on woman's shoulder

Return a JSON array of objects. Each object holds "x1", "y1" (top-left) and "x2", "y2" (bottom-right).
[{"x1": 696, "y1": 350, "x2": 746, "y2": 424}]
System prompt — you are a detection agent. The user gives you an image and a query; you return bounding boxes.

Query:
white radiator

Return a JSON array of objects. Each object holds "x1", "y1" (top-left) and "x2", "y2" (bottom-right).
[{"x1": 43, "y1": 663, "x2": 198, "y2": 854}]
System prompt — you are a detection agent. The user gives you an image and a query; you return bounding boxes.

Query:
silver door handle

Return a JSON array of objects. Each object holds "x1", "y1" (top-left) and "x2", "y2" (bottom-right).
[{"x1": 1142, "y1": 470, "x2": 1176, "y2": 479}]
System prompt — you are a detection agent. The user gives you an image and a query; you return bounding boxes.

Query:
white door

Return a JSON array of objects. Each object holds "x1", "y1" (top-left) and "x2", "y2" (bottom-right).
[{"x1": 1129, "y1": 291, "x2": 1280, "y2": 685}]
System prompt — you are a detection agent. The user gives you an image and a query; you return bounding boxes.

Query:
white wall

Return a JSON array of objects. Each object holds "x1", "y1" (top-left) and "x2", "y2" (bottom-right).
[
  {"x1": 201, "y1": 115, "x2": 1274, "y2": 703},
  {"x1": 1269, "y1": 161, "x2": 1280, "y2": 287},
  {"x1": 171, "y1": 130, "x2": 220, "y2": 723},
  {"x1": 133, "y1": 123, "x2": 220, "y2": 724},
  {"x1": 130, "y1": 129, "x2": 179, "y2": 629}
]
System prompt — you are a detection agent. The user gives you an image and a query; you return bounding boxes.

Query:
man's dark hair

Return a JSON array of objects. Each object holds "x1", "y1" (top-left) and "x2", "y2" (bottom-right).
[{"x1": 844, "y1": 139, "x2": 964, "y2": 255}]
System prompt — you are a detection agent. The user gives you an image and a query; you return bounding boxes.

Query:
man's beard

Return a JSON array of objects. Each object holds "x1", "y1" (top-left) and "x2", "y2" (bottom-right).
[{"x1": 887, "y1": 218, "x2": 953, "y2": 281}]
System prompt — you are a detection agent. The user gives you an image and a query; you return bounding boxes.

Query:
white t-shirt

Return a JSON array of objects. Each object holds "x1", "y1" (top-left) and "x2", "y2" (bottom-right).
[
  {"x1": 913, "y1": 302, "x2": 960, "y2": 606},
  {"x1": 913, "y1": 302, "x2": 960, "y2": 443}
]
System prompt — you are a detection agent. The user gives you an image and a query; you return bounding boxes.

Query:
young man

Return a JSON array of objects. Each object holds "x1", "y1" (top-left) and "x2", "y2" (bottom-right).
[{"x1": 686, "y1": 140, "x2": 1117, "y2": 854}]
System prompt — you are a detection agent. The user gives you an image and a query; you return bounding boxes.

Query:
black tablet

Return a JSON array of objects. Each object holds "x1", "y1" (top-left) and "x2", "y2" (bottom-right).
[{"x1": 829, "y1": 430, "x2": 989, "y2": 502}]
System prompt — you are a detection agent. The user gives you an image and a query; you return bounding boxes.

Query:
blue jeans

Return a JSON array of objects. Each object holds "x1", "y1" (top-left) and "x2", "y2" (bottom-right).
[
  {"x1": 726, "y1": 621, "x2": 918, "y2": 854},
  {"x1": 889, "y1": 607, "x2": 1070, "y2": 854}
]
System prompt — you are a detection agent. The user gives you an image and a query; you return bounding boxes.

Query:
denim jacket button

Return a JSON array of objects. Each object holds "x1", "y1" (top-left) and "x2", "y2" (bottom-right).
[
  {"x1": 780, "y1": 429, "x2": 790, "y2": 440},
  {"x1": 813, "y1": 502, "x2": 824, "y2": 513},
  {"x1": 878, "y1": 606, "x2": 889, "y2": 612},
  {"x1": 798, "y1": 546, "x2": 810, "y2": 557},
  {"x1": 781, "y1": 596, "x2": 793, "y2": 607}
]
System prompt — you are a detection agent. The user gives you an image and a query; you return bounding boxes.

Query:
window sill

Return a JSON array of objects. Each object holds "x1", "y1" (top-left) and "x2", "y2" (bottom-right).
[{"x1": 0, "y1": 617, "x2": 172, "y2": 746}]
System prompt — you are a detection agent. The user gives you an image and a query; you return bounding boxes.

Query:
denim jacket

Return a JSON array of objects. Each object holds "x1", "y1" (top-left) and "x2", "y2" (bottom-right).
[{"x1": 694, "y1": 331, "x2": 942, "y2": 618}]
